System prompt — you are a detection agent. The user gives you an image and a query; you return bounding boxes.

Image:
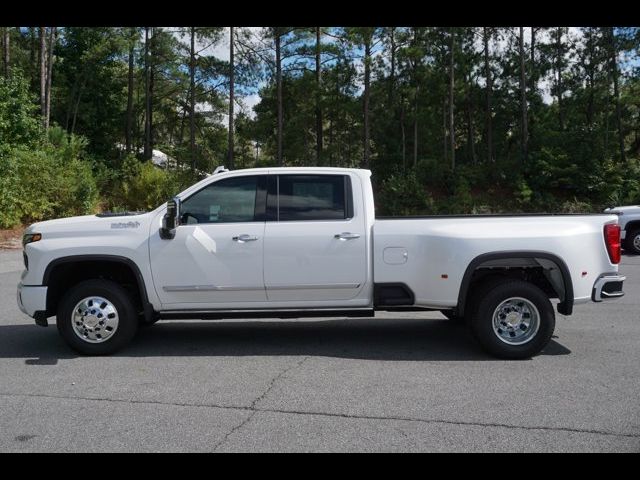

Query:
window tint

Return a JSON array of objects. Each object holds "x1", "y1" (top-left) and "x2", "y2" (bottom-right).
[
  {"x1": 278, "y1": 175, "x2": 349, "y2": 221},
  {"x1": 180, "y1": 176, "x2": 258, "y2": 224}
]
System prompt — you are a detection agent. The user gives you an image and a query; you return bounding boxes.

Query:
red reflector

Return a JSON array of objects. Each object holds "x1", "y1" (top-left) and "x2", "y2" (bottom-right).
[{"x1": 604, "y1": 224, "x2": 621, "y2": 264}]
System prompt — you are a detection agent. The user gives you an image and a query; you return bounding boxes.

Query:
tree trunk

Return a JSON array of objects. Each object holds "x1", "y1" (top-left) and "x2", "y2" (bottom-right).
[
  {"x1": 39, "y1": 27, "x2": 47, "y2": 126},
  {"x1": 189, "y1": 27, "x2": 196, "y2": 172},
  {"x1": 29, "y1": 27, "x2": 36, "y2": 85},
  {"x1": 519, "y1": 27, "x2": 528, "y2": 165},
  {"x1": 71, "y1": 76, "x2": 86, "y2": 135},
  {"x1": 315, "y1": 27, "x2": 323, "y2": 165},
  {"x1": 363, "y1": 33, "x2": 371, "y2": 168},
  {"x1": 144, "y1": 27, "x2": 152, "y2": 161},
  {"x1": 413, "y1": 85, "x2": 418, "y2": 169},
  {"x1": 228, "y1": 26, "x2": 235, "y2": 169},
  {"x1": 44, "y1": 27, "x2": 56, "y2": 130},
  {"x1": 530, "y1": 27, "x2": 536, "y2": 93},
  {"x1": 585, "y1": 29, "x2": 596, "y2": 128},
  {"x1": 443, "y1": 99, "x2": 448, "y2": 164},
  {"x1": 126, "y1": 28, "x2": 135, "y2": 154},
  {"x1": 276, "y1": 30, "x2": 283, "y2": 166},
  {"x1": 388, "y1": 27, "x2": 396, "y2": 105},
  {"x1": 483, "y1": 27, "x2": 493, "y2": 163},
  {"x1": 466, "y1": 73, "x2": 476, "y2": 164},
  {"x1": 555, "y1": 27, "x2": 564, "y2": 131},
  {"x1": 449, "y1": 28, "x2": 455, "y2": 170},
  {"x1": 400, "y1": 102, "x2": 406, "y2": 170},
  {"x1": 2, "y1": 27, "x2": 9, "y2": 77},
  {"x1": 608, "y1": 27, "x2": 626, "y2": 163}
]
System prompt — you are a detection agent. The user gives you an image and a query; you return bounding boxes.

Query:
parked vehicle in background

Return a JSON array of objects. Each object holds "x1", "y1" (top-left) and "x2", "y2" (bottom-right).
[
  {"x1": 18, "y1": 167, "x2": 625, "y2": 359},
  {"x1": 604, "y1": 205, "x2": 640, "y2": 254}
]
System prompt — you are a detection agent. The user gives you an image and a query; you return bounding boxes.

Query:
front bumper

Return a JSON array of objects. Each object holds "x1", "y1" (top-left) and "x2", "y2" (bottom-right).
[
  {"x1": 17, "y1": 283, "x2": 48, "y2": 321},
  {"x1": 592, "y1": 275, "x2": 626, "y2": 302}
]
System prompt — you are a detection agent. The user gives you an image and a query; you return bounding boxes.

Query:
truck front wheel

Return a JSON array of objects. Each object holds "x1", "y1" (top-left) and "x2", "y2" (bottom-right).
[
  {"x1": 57, "y1": 279, "x2": 139, "y2": 355},
  {"x1": 469, "y1": 280, "x2": 555, "y2": 359}
]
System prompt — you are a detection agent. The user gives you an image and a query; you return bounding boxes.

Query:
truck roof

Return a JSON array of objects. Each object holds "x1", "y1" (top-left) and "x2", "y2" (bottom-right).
[{"x1": 212, "y1": 166, "x2": 371, "y2": 176}]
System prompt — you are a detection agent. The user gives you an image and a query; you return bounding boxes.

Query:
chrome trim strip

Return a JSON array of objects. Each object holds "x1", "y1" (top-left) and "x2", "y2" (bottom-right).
[
  {"x1": 163, "y1": 285, "x2": 264, "y2": 292},
  {"x1": 266, "y1": 283, "x2": 361, "y2": 290}
]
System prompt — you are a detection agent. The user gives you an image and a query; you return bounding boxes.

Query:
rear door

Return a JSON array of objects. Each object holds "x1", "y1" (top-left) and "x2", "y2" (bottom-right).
[{"x1": 263, "y1": 173, "x2": 367, "y2": 303}]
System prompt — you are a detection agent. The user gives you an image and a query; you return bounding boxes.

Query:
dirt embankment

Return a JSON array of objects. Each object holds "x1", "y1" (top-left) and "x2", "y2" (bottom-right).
[{"x1": 0, "y1": 227, "x2": 23, "y2": 250}]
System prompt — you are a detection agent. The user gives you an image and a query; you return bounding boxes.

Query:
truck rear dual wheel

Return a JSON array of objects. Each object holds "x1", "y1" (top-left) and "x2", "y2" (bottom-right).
[
  {"x1": 469, "y1": 279, "x2": 555, "y2": 359},
  {"x1": 624, "y1": 229, "x2": 640, "y2": 255},
  {"x1": 57, "y1": 279, "x2": 138, "y2": 355}
]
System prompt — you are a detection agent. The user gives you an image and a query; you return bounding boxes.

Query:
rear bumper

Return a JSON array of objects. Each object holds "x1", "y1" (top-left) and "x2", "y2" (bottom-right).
[
  {"x1": 17, "y1": 283, "x2": 48, "y2": 320},
  {"x1": 592, "y1": 274, "x2": 625, "y2": 302}
]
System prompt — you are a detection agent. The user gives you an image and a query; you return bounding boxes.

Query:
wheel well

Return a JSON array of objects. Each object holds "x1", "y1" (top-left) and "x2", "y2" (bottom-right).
[
  {"x1": 44, "y1": 259, "x2": 146, "y2": 319},
  {"x1": 457, "y1": 253, "x2": 573, "y2": 317},
  {"x1": 624, "y1": 220, "x2": 640, "y2": 234}
]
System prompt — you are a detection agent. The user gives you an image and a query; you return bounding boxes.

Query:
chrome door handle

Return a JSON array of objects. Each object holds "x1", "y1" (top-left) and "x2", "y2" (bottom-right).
[
  {"x1": 334, "y1": 232, "x2": 360, "y2": 240},
  {"x1": 233, "y1": 234, "x2": 259, "y2": 242}
]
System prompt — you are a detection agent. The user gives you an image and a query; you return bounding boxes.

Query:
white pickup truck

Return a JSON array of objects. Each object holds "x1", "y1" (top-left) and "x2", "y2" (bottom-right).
[
  {"x1": 17, "y1": 167, "x2": 625, "y2": 359},
  {"x1": 604, "y1": 205, "x2": 640, "y2": 255}
]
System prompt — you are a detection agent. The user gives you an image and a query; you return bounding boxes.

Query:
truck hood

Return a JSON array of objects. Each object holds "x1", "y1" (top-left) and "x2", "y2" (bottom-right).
[
  {"x1": 25, "y1": 212, "x2": 153, "y2": 237},
  {"x1": 604, "y1": 205, "x2": 640, "y2": 215}
]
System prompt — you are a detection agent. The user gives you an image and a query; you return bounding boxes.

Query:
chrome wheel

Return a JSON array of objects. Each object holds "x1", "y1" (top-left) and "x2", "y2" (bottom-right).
[
  {"x1": 491, "y1": 297, "x2": 540, "y2": 346},
  {"x1": 633, "y1": 233, "x2": 640, "y2": 252},
  {"x1": 71, "y1": 296, "x2": 119, "y2": 343}
]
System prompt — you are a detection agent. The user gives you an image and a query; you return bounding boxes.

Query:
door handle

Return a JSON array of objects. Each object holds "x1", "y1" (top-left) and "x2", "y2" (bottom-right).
[
  {"x1": 233, "y1": 234, "x2": 259, "y2": 242},
  {"x1": 334, "y1": 232, "x2": 360, "y2": 240}
]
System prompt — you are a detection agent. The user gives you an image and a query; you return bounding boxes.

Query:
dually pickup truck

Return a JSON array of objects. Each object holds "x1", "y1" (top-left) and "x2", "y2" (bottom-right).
[{"x1": 18, "y1": 167, "x2": 626, "y2": 359}]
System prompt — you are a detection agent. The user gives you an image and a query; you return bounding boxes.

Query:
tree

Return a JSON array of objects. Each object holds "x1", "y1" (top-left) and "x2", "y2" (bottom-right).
[
  {"x1": 144, "y1": 27, "x2": 152, "y2": 160},
  {"x1": 44, "y1": 27, "x2": 57, "y2": 129},
  {"x1": 2, "y1": 27, "x2": 10, "y2": 78},
  {"x1": 228, "y1": 26, "x2": 235, "y2": 168},
  {"x1": 606, "y1": 27, "x2": 626, "y2": 163},
  {"x1": 39, "y1": 27, "x2": 46, "y2": 126},
  {"x1": 518, "y1": 26, "x2": 528, "y2": 164},
  {"x1": 483, "y1": 27, "x2": 494, "y2": 163},
  {"x1": 449, "y1": 28, "x2": 456, "y2": 170},
  {"x1": 315, "y1": 26, "x2": 323, "y2": 164},
  {"x1": 125, "y1": 27, "x2": 137, "y2": 154}
]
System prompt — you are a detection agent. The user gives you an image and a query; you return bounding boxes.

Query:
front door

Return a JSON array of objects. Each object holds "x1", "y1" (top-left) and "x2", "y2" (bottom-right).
[{"x1": 149, "y1": 174, "x2": 267, "y2": 309}]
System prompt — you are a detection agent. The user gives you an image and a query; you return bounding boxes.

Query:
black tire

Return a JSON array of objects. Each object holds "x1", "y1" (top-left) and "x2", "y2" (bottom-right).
[
  {"x1": 57, "y1": 279, "x2": 139, "y2": 355},
  {"x1": 624, "y1": 229, "x2": 640, "y2": 255},
  {"x1": 469, "y1": 279, "x2": 555, "y2": 359}
]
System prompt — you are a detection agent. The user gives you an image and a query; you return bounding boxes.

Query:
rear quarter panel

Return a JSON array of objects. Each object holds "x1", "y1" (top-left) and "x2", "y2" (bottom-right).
[{"x1": 373, "y1": 215, "x2": 619, "y2": 309}]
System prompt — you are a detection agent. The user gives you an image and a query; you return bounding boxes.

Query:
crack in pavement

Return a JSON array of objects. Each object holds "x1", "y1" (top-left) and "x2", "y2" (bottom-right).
[
  {"x1": 211, "y1": 355, "x2": 311, "y2": 451},
  {"x1": 2, "y1": 390, "x2": 639, "y2": 443}
]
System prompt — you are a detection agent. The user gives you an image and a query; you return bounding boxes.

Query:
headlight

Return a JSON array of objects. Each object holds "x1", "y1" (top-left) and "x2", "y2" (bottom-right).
[{"x1": 22, "y1": 233, "x2": 42, "y2": 246}]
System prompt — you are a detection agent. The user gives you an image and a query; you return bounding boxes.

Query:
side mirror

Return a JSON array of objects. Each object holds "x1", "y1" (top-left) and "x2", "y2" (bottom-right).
[{"x1": 160, "y1": 197, "x2": 181, "y2": 240}]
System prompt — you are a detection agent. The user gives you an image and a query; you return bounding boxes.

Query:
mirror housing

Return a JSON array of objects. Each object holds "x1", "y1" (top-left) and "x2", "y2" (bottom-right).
[{"x1": 160, "y1": 197, "x2": 181, "y2": 240}]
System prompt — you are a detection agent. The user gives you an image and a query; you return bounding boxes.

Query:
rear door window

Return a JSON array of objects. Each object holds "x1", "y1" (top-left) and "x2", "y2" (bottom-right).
[{"x1": 276, "y1": 175, "x2": 352, "y2": 221}]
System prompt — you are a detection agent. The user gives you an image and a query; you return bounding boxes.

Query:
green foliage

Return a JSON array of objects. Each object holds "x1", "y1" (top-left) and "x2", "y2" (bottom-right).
[
  {"x1": 376, "y1": 171, "x2": 435, "y2": 216},
  {"x1": 0, "y1": 74, "x2": 42, "y2": 148},
  {"x1": 105, "y1": 155, "x2": 197, "y2": 211},
  {"x1": 0, "y1": 139, "x2": 99, "y2": 229}
]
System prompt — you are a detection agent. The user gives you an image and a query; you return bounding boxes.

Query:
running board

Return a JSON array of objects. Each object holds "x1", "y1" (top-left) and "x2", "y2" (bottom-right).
[{"x1": 158, "y1": 309, "x2": 375, "y2": 320}]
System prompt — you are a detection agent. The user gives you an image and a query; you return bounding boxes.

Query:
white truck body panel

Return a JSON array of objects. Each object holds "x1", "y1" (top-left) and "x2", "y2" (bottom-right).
[{"x1": 373, "y1": 215, "x2": 618, "y2": 308}]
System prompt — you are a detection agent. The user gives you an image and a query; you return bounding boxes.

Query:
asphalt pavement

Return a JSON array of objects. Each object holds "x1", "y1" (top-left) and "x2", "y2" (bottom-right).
[{"x1": 0, "y1": 249, "x2": 638, "y2": 452}]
